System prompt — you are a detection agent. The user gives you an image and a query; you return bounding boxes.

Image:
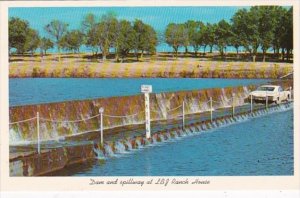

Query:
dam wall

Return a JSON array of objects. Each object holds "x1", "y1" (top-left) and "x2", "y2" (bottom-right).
[
  {"x1": 9, "y1": 80, "x2": 292, "y2": 145},
  {"x1": 9, "y1": 86, "x2": 251, "y2": 144}
]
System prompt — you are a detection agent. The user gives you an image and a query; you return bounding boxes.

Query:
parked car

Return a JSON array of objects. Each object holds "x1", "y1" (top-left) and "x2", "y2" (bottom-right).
[{"x1": 249, "y1": 85, "x2": 291, "y2": 104}]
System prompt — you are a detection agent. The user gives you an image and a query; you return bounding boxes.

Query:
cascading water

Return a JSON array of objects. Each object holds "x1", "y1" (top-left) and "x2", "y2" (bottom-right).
[
  {"x1": 135, "y1": 139, "x2": 142, "y2": 148},
  {"x1": 88, "y1": 102, "x2": 293, "y2": 161},
  {"x1": 166, "y1": 132, "x2": 172, "y2": 140},
  {"x1": 9, "y1": 83, "x2": 293, "y2": 147},
  {"x1": 93, "y1": 147, "x2": 105, "y2": 159},
  {"x1": 104, "y1": 144, "x2": 115, "y2": 157},
  {"x1": 115, "y1": 141, "x2": 127, "y2": 154},
  {"x1": 9, "y1": 128, "x2": 23, "y2": 145},
  {"x1": 158, "y1": 134, "x2": 165, "y2": 141},
  {"x1": 125, "y1": 139, "x2": 133, "y2": 150}
]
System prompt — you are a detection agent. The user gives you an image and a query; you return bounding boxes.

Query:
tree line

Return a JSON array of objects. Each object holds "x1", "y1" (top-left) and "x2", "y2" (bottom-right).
[
  {"x1": 9, "y1": 12, "x2": 158, "y2": 62},
  {"x1": 165, "y1": 6, "x2": 293, "y2": 62},
  {"x1": 9, "y1": 6, "x2": 293, "y2": 62}
]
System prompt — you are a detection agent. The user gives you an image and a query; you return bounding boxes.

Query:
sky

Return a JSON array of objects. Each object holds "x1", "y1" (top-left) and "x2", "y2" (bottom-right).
[{"x1": 9, "y1": 6, "x2": 249, "y2": 52}]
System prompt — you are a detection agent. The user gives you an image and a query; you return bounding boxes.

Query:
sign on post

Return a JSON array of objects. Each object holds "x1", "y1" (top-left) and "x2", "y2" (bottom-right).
[
  {"x1": 141, "y1": 85, "x2": 153, "y2": 93},
  {"x1": 141, "y1": 85, "x2": 152, "y2": 139}
]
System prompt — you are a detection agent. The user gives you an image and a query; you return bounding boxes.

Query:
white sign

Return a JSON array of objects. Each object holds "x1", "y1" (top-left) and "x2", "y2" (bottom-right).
[{"x1": 141, "y1": 85, "x2": 152, "y2": 93}]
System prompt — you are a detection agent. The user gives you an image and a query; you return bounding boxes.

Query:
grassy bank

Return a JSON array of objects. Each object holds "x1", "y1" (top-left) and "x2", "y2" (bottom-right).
[{"x1": 9, "y1": 53, "x2": 293, "y2": 78}]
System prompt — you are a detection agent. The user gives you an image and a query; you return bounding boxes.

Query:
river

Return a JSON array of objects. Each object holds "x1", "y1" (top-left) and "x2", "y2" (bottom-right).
[
  {"x1": 46, "y1": 107, "x2": 293, "y2": 176},
  {"x1": 9, "y1": 78, "x2": 268, "y2": 106}
]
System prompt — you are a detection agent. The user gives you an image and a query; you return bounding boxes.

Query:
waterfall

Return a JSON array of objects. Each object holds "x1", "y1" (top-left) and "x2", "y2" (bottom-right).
[
  {"x1": 125, "y1": 139, "x2": 133, "y2": 150},
  {"x1": 9, "y1": 84, "x2": 292, "y2": 146},
  {"x1": 155, "y1": 93, "x2": 170, "y2": 119},
  {"x1": 143, "y1": 137, "x2": 151, "y2": 145},
  {"x1": 115, "y1": 141, "x2": 127, "y2": 153},
  {"x1": 166, "y1": 133, "x2": 172, "y2": 140},
  {"x1": 220, "y1": 88, "x2": 231, "y2": 107},
  {"x1": 158, "y1": 134, "x2": 165, "y2": 141},
  {"x1": 212, "y1": 121, "x2": 218, "y2": 128},
  {"x1": 173, "y1": 131, "x2": 179, "y2": 138},
  {"x1": 104, "y1": 144, "x2": 115, "y2": 157},
  {"x1": 135, "y1": 139, "x2": 142, "y2": 148},
  {"x1": 93, "y1": 147, "x2": 105, "y2": 159},
  {"x1": 9, "y1": 128, "x2": 23, "y2": 145}
]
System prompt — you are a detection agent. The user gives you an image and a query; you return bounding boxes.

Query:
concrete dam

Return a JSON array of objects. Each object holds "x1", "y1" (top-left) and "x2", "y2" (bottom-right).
[{"x1": 9, "y1": 81, "x2": 293, "y2": 176}]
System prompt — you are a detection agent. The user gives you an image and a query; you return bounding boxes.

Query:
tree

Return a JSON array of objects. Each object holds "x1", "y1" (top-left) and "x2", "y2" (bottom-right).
[
  {"x1": 214, "y1": 20, "x2": 232, "y2": 57},
  {"x1": 231, "y1": 8, "x2": 260, "y2": 62},
  {"x1": 9, "y1": 17, "x2": 41, "y2": 55},
  {"x1": 230, "y1": 17, "x2": 243, "y2": 56},
  {"x1": 165, "y1": 23, "x2": 185, "y2": 58},
  {"x1": 81, "y1": 13, "x2": 98, "y2": 55},
  {"x1": 257, "y1": 6, "x2": 277, "y2": 62},
  {"x1": 228, "y1": 31, "x2": 242, "y2": 57},
  {"x1": 185, "y1": 20, "x2": 202, "y2": 56},
  {"x1": 115, "y1": 20, "x2": 135, "y2": 62},
  {"x1": 205, "y1": 23, "x2": 216, "y2": 53},
  {"x1": 44, "y1": 20, "x2": 69, "y2": 61},
  {"x1": 133, "y1": 19, "x2": 158, "y2": 61},
  {"x1": 60, "y1": 30, "x2": 85, "y2": 53},
  {"x1": 182, "y1": 20, "x2": 196, "y2": 54},
  {"x1": 40, "y1": 37, "x2": 54, "y2": 55},
  {"x1": 95, "y1": 12, "x2": 118, "y2": 61},
  {"x1": 271, "y1": 6, "x2": 287, "y2": 59},
  {"x1": 23, "y1": 29, "x2": 40, "y2": 55},
  {"x1": 9, "y1": 17, "x2": 29, "y2": 54},
  {"x1": 282, "y1": 7, "x2": 293, "y2": 61}
]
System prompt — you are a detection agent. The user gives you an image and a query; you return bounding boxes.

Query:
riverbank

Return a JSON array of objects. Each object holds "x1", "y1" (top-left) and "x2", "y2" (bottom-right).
[{"x1": 9, "y1": 53, "x2": 293, "y2": 78}]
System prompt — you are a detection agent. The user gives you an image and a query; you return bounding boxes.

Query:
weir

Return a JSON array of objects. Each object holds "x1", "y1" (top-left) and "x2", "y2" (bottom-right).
[{"x1": 9, "y1": 81, "x2": 293, "y2": 176}]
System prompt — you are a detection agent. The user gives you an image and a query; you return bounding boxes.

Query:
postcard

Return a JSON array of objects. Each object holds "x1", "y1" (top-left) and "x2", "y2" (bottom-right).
[{"x1": 0, "y1": 0, "x2": 299, "y2": 196}]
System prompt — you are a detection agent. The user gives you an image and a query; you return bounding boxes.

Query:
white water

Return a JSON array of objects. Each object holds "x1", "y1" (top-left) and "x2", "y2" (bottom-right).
[
  {"x1": 93, "y1": 147, "x2": 106, "y2": 159},
  {"x1": 9, "y1": 86, "x2": 257, "y2": 145},
  {"x1": 115, "y1": 141, "x2": 127, "y2": 154},
  {"x1": 93, "y1": 103, "x2": 293, "y2": 159}
]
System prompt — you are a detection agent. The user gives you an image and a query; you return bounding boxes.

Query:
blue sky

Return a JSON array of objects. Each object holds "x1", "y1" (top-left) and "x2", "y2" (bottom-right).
[{"x1": 9, "y1": 6, "x2": 249, "y2": 52}]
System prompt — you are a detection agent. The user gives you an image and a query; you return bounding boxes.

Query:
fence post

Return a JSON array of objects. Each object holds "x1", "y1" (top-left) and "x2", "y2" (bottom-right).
[
  {"x1": 141, "y1": 85, "x2": 152, "y2": 139},
  {"x1": 250, "y1": 94, "x2": 253, "y2": 113},
  {"x1": 265, "y1": 91, "x2": 268, "y2": 110},
  {"x1": 182, "y1": 101, "x2": 185, "y2": 129},
  {"x1": 99, "y1": 107, "x2": 104, "y2": 145},
  {"x1": 210, "y1": 97, "x2": 213, "y2": 122},
  {"x1": 37, "y1": 112, "x2": 40, "y2": 154},
  {"x1": 232, "y1": 93, "x2": 235, "y2": 117}
]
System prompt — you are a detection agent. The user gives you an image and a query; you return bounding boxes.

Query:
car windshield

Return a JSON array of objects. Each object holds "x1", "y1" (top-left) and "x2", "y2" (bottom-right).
[{"x1": 257, "y1": 87, "x2": 275, "y2": 91}]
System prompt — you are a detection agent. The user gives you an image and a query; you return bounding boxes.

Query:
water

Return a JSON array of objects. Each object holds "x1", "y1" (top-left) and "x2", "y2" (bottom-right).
[
  {"x1": 9, "y1": 78, "x2": 268, "y2": 106},
  {"x1": 50, "y1": 108, "x2": 293, "y2": 176}
]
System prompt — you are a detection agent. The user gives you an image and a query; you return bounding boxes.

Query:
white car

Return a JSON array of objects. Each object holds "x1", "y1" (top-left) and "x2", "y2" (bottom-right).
[{"x1": 249, "y1": 85, "x2": 291, "y2": 104}]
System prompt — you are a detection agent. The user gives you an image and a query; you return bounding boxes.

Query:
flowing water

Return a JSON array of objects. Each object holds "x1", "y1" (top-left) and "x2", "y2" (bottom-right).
[
  {"x1": 9, "y1": 78, "x2": 268, "y2": 106},
  {"x1": 46, "y1": 106, "x2": 293, "y2": 176}
]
